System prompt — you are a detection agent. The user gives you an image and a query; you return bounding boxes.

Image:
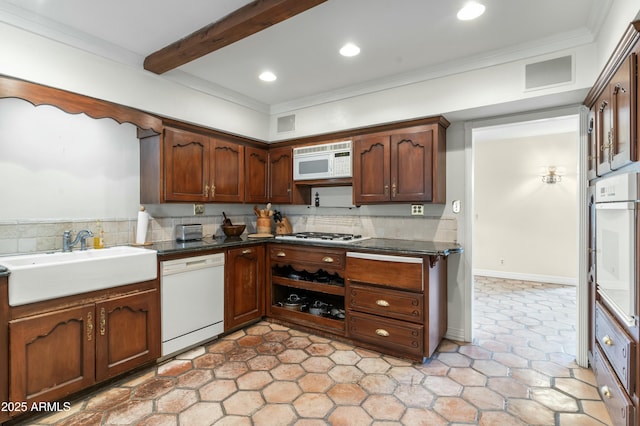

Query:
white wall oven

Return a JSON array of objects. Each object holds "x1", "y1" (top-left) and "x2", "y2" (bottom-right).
[{"x1": 595, "y1": 172, "x2": 639, "y2": 327}]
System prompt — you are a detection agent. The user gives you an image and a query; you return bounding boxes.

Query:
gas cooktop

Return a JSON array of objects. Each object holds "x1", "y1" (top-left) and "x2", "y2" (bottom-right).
[{"x1": 275, "y1": 232, "x2": 370, "y2": 244}]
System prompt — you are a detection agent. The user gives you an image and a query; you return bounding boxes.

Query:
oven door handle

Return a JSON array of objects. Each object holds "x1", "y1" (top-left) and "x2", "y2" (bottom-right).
[{"x1": 595, "y1": 201, "x2": 636, "y2": 210}]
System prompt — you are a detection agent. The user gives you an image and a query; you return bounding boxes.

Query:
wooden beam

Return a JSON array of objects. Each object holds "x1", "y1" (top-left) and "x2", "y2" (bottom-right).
[{"x1": 143, "y1": 0, "x2": 327, "y2": 74}]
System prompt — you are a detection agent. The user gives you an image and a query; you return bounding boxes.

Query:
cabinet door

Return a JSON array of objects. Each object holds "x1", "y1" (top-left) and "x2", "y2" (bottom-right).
[
  {"x1": 353, "y1": 134, "x2": 391, "y2": 204},
  {"x1": 611, "y1": 53, "x2": 636, "y2": 170},
  {"x1": 10, "y1": 304, "x2": 95, "y2": 404},
  {"x1": 211, "y1": 138, "x2": 245, "y2": 202},
  {"x1": 391, "y1": 130, "x2": 433, "y2": 202},
  {"x1": 0, "y1": 278, "x2": 8, "y2": 424},
  {"x1": 225, "y1": 245, "x2": 265, "y2": 330},
  {"x1": 269, "y1": 146, "x2": 293, "y2": 203},
  {"x1": 245, "y1": 146, "x2": 269, "y2": 203},
  {"x1": 164, "y1": 128, "x2": 210, "y2": 202},
  {"x1": 596, "y1": 90, "x2": 613, "y2": 176},
  {"x1": 95, "y1": 290, "x2": 160, "y2": 382}
]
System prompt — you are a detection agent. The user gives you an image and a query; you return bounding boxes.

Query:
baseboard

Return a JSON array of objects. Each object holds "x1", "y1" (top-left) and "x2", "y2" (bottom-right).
[
  {"x1": 472, "y1": 269, "x2": 577, "y2": 286},
  {"x1": 445, "y1": 327, "x2": 466, "y2": 343}
]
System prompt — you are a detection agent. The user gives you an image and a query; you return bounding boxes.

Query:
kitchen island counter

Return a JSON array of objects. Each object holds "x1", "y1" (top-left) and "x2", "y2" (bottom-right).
[{"x1": 150, "y1": 236, "x2": 462, "y2": 257}]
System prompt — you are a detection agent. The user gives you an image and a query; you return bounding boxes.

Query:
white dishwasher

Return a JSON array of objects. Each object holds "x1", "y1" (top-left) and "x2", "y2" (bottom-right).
[{"x1": 161, "y1": 252, "x2": 225, "y2": 357}]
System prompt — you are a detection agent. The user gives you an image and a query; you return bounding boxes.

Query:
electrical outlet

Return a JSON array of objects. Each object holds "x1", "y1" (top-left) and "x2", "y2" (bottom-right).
[
  {"x1": 193, "y1": 204, "x2": 205, "y2": 215},
  {"x1": 411, "y1": 204, "x2": 424, "y2": 216}
]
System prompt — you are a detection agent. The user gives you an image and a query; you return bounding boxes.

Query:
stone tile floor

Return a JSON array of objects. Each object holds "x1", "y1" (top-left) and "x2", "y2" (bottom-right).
[{"x1": 20, "y1": 276, "x2": 611, "y2": 425}]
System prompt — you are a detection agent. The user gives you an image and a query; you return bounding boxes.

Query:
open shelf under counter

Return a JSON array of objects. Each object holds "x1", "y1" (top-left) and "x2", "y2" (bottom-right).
[
  {"x1": 271, "y1": 276, "x2": 345, "y2": 296},
  {"x1": 270, "y1": 305, "x2": 345, "y2": 335}
]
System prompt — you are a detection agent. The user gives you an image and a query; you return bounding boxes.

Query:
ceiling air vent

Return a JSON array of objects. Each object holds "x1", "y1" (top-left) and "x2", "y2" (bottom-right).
[
  {"x1": 277, "y1": 114, "x2": 296, "y2": 133},
  {"x1": 525, "y1": 55, "x2": 573, "y2": 90}
]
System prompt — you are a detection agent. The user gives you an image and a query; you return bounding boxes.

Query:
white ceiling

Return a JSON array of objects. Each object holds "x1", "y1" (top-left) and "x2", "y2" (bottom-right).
[{"x1": 0, "y1": 0, "x2": 610, "y2": 113}]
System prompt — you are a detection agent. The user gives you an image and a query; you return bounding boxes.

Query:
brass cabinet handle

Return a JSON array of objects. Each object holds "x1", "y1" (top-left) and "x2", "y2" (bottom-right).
[
  {"x1": 242, "y1": 249, "x2": 252, "y2": 255},
  {"x1": 87, "y1": 312, "x2": 93, "y2": 341},
  {"x1": 100, "y1": 307, "x2": 106, "y2": 336},
  {"x1": 384, "y1": 185, "x2": 389, "y2": 195},
  {"x1": 392, "y1": 182, "x2": 397, "y2": 197},
  {"x1": 600, "y1": 385, "x2": 612, "y2": 399},
  {"x1": 204, "y1": 184, "x2": 210, "y2": 198},
  {"x1": 323, "y1": 256, "x2": 334, "y2": 263},
  {"x1": 602, "y1": 335, "x2": 613, "y2": 346},
  {"x1": 211, "y1": 182, "x2": 215, "y2": 197},
  {"x1": 599, "y1": 99, "x2": 608, "y2": 112},
  {"x1": 376, "y1": 299, "x2": 390, "y2": 307},
  {"x1": 375, "y1": 328, "x2": 390, "y2": 337},
  {"x1": 276, "y1": 251, "x2": 286, "y2": 257}
]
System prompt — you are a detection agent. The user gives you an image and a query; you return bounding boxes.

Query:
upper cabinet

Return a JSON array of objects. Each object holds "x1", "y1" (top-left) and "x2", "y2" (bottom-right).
[
  {"x1": 353, "y1": 122, "x2": 447, "y2": 205},
  {"x1": 141, "y1": 127, "x2": 247, "y2": 203},
  {"x1": 268, "y1": 145, "x2": 294, "y2": 204},
  {"x1": 245, "y1": 146, "x2": 269, "y2": 204},
  {"x1": 585, "y1": 22, "x2": 639, "y2": 180}
]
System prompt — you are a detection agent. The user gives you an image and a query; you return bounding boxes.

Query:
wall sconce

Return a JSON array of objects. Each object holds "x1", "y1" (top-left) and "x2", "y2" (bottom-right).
[{"x1": 541, "y1": 166, "x2": 562, "y2": 184}]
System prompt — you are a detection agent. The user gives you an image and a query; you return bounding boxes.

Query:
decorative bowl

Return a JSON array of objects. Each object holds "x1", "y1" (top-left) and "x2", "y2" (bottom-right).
[{"x1": 221, "y1": 224, "x2": 246, "y2": 237}]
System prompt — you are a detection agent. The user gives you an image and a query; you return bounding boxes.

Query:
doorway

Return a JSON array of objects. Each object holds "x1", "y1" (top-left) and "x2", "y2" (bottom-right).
[{"x1": 464, "y1": 107, "x2": 588, "y2": 366}]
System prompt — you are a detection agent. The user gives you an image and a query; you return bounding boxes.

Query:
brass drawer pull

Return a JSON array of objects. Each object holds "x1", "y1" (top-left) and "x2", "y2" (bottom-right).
[
  {"x1": 100, "y1": 307, "x2": 106, "y2": 336},
  {"x1": 376, "y1": 299, "x2": 390, "y2": 307},
  {"x1": 242, "y1": 249, "x2": 252, "y2": 255},
  {"x1": 602, "y1": 335, "x2": 613, "y2": 346},
  {"x1": 600, "y1": 385, "x2": 612, "y2": 399},
  {"x1": 375, "y1": 328, "x2": 390, "y2": 337},
  {"x1": 87, "y1": 312, "x2": 93, "y2": 341},
  {"x1": 323, "y1": 256, "x2": 334, "y2": 263},
  {"x1": 276, "y1": 251, "x2": 286, "y2": 257}
]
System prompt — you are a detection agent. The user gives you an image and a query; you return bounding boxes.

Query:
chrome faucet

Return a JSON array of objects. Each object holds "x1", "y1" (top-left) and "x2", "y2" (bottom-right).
[{"x1": 63, "y1": 229, "x2": 94, "y2": 252}]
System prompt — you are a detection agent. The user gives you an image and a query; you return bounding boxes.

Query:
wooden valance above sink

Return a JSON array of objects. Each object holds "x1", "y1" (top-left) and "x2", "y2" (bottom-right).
[{"x1": 0, "y1": 75, "x2": 162, "y2": 134}]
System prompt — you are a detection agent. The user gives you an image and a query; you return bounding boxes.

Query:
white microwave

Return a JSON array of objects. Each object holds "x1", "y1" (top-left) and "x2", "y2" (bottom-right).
[{"x1": 293, "y1": 140, "x2": 352, "y2": 181}]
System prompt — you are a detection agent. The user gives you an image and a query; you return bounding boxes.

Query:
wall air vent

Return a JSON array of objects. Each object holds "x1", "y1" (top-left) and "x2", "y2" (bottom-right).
[
  {"x1": 525, "y1": 55, "x2": 573, "y2": 90},
  {"x1": 277, "y1": 114, "x2": 296, "y2": 133}
]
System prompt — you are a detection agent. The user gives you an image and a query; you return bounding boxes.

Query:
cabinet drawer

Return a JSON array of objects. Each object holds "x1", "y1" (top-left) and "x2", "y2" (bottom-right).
[
  {"x1": 270, "y1": 245, "x2": 345, "y2": 268},
  {"x1": 595, "y1": 302, "x2": 635, "y2": 393},
  {"x1": 347, "y1": 312, "x2": 423, "y2": 357},
  {"x1": 346, "y1": 252, "x2": 423, "y2": 291},
  {"x1": 347, "y1": 284, "x2": 422, "y2": 323},
  {"x1": 592, "y1": 346, "x2": 634, "y2": 426}
]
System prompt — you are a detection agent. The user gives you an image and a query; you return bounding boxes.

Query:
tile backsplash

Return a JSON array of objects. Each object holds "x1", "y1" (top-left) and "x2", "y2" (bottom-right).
[{"x1": 0, "y1": 214, "x2": 457, "y2": 256}]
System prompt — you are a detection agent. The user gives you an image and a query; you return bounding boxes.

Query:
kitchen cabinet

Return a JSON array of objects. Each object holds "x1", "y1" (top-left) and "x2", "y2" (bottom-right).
[
  {"x1": 267, "y1": 244, "x2": 346, "y2": 335},
  {"x1": 346, "y1": 252, "x2": 447, "y2": 361},
  {"x1": 8, "y1": 282, "x2": 160, "y2": 408},
  {"x1": 95, "y1": 290, "x2": 160, "y2": 381},
  {"x1": 594, "y1": 54, "x2": 636, "y2": 175},
  {"x1": 587, "y1": 106, "x2": 597, "y2": 180},
  {"x1": 163, "y1": 127, "x2": 245, "y2": 203},
  {"x1": 353, "y1": 123, "x2": 447, "y2": 204},
  {"x1": 225, "y1": 245, "x2": 265, "y2": 331},
  {"x1": 268, "y1": 145, "x2": 294, "y2": 203},
  {"x1": 245, "y1": 146, "x2": 269, "y2": 204}
]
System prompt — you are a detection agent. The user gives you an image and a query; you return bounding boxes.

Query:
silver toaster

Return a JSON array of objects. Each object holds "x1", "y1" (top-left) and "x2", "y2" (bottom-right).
[{"x1": 175, "y1": 224, "x2": 203, "y2": 242}]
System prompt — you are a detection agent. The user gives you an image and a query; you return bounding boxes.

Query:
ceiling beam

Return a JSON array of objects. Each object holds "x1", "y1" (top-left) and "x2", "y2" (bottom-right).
[{"x1": 143, "y1": 0, "x2": 328, "y2": 74}]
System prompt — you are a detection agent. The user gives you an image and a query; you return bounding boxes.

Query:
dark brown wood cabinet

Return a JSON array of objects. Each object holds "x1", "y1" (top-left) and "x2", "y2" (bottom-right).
[
  {"x1": 95, "y1": 289, "x2": 160, "y2": 381},
  {"x1": 10, "y1": 304, "x2": 96, "y2": 405},
  {"x1": 353, "y1": 123, "x2": 447, "y2": 205},
  {"x1": 8, "y1": 283, "x2": 160, "y2": 409},
  {"x1": 225, "y1": 245, "x2": 265, "y2": 331},
  {"x1": 268, "y1": 145, "x2": 293, "y2": 203},
  {"x1": 163, "y1": 128, "x2": 245, "y2": 203},
  {"x1": 245, "y1": 146, "x2": 269, "y2": 204},
  {"x1": 0, "y1": 276, "x2": 10, "y2": 424}
]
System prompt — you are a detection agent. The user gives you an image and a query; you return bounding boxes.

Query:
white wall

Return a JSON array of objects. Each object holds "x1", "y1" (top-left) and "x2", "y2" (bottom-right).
[
  {"x1": 0, "y1": 98, "x2": 140, "y2": 220},
  {"x1": 473, "y1": 132, "x2": 578, "y2": 284}
]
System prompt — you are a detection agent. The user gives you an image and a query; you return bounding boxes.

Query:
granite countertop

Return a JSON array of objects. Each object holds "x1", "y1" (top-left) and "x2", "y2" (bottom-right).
[{"x1": 151, "y1": 235, "x2": 463, "y2": 257}]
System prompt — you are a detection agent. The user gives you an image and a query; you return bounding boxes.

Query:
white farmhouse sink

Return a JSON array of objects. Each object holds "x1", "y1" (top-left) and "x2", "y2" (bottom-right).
[{"x1": 1, "y1": 246, "x2": 157, "y2": 306}]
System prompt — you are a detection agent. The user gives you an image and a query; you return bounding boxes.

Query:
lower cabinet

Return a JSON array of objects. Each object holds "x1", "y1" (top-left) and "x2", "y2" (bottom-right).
[
  {"x1": 225, "y1": 245, "x2": 265, "y2": 331},
  {"x1": 0, "y1": 276, "x2": 8, "y2": 425},
  {"x1": 8, "y1": 285, "x2": 160, "y2": 408}
]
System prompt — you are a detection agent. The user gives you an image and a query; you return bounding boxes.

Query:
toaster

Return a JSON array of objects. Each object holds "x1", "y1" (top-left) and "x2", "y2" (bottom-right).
[{"x1": 175, "y1": 224, "x2": 203, "y2": 242}]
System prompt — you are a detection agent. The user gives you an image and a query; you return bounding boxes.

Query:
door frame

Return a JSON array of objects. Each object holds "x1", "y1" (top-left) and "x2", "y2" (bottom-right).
[{"x1": 463, "y1": 104, "x2": 588, "y2": 367}]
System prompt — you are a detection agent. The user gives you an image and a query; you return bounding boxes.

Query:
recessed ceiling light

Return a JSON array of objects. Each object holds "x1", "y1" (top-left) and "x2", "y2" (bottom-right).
[
  {"x1": 457, "y1": 2, "x2": 485, "y2": 20},
  {"x1": 339, "y1": 43, "x2": 360, "y2": 57},
  {"x1": 259, "y1": 71, "x2": 277, "y2": 82}
]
